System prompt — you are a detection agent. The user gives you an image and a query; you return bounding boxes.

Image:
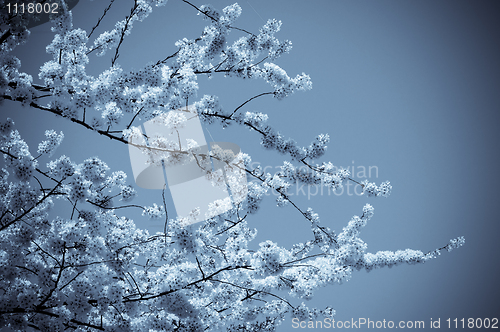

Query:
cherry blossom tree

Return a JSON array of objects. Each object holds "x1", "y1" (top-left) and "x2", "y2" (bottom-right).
[{"x1": 0, "y1": 1, "x2": 464, "y2": 331}]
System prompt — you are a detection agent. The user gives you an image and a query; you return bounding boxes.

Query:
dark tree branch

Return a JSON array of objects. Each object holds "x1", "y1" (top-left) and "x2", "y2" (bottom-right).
[
  {"x1": 195, "y1": 256, "x2": 206, "y2": 279},
  {"x1": 123, "y1": 264, "x2": 251, "y2": 303},
  {"x1": 37, "y1": 243, "x2": 66, "y2": 309},
  {"x1": 0, "y1": 29, "x2": 12, "y2": 45},
  {"x1": 59, "y1": 270, "x2": 84, "y2": 291},
  {"x1": 153, "y1": 49, "x2": 180, "y2": 67},
  {"x1": 162, "y1": 186, "x2": 169, "y2": 242},
  {"x1": 88, "y1": 0, "x2": 116, "y2": 39},
  {"x1": 126, "y1": 107, "x2": 144, "y2": 130},
  {"x1": 181, "y1": 0, "x2": 256, "y2": 36},
  {"x1": 0, "y1": 175, "x2": 64, "y2": 231},
  {"x1": 126, "y1": 271, "x2": 143, "y2": 297},
  {"x1": 229, "y1": 91, "x2": 274, "y2": 117},
  {"x1": 215, "y1": 214, "x2": 248, "y2": 236},
  {"x1": 211, "y1": 279, "x2": 295, "y2": 309},
  {"x1": 111, "y1": 1, "x2": 139, "y2": 66},
  {"x1": 86, "y1": 199, "x2": 144, "y2": 211},
  {"x1": 181, "y1": 0, "x2": 217, "y2": 22}
]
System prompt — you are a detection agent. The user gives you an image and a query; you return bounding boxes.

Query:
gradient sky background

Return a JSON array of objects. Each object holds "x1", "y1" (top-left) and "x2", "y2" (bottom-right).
[{"x1": 2, "y1": 0, "x2": 500, "y2": 330}]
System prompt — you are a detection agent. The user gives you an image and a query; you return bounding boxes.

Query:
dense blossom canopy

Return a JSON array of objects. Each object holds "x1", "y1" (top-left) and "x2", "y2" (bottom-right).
[{"x1": 0, "y1": 1, "x2": 464, "y2": 331}]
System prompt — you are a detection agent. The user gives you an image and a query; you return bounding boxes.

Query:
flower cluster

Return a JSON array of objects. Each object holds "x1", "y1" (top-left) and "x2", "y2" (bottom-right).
[
  {"x1": 260, "y1": 62, "x2": 312, "y2": 100},
  {"x1": 0, "y1": 120, "x2": 466, "y2": 331},
  {"x1": 142, "y1": 203, "x2": 165, "y2": 219},
  {"x1": 1, "y1": 119, "x2": 37, "y2": 182},
  {"x1": 424, "y1": 236, "x2": 466, "y2": 259},
  {"x1": 37, "y1": 130, "x2": 64, "y2": 156},
  {"x1": 361, "y1": 179, "x2": 392, "y2": 197}
]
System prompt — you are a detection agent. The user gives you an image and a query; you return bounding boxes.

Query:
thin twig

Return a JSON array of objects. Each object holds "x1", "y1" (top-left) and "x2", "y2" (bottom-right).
[
  {"x1": 162, "y1": 185, "x2": 169, "y2": 243},
  {"x1": 88, "y1": 0, "x2": 116, "y2": 39},
  {"x1": 229, "y1": 91, "x2": 274, "y2": 117},
  {"x1": 111, "y1": 1, "x2": 139, "y2": 66}
]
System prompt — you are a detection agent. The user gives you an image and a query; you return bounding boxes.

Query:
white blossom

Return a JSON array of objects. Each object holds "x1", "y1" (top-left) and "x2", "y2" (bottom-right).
[
  {"x1": 142, "y1": 203, "x2": 164, "y2": 219},
  {"x1": 37, "y1": 130, "x2": 64, "y2": 156}
]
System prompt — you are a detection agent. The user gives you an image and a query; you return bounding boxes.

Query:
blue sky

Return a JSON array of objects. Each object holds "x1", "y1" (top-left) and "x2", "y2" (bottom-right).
[{"x1": 3, "y1": 0, "x2": 500, "y2": 330}]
